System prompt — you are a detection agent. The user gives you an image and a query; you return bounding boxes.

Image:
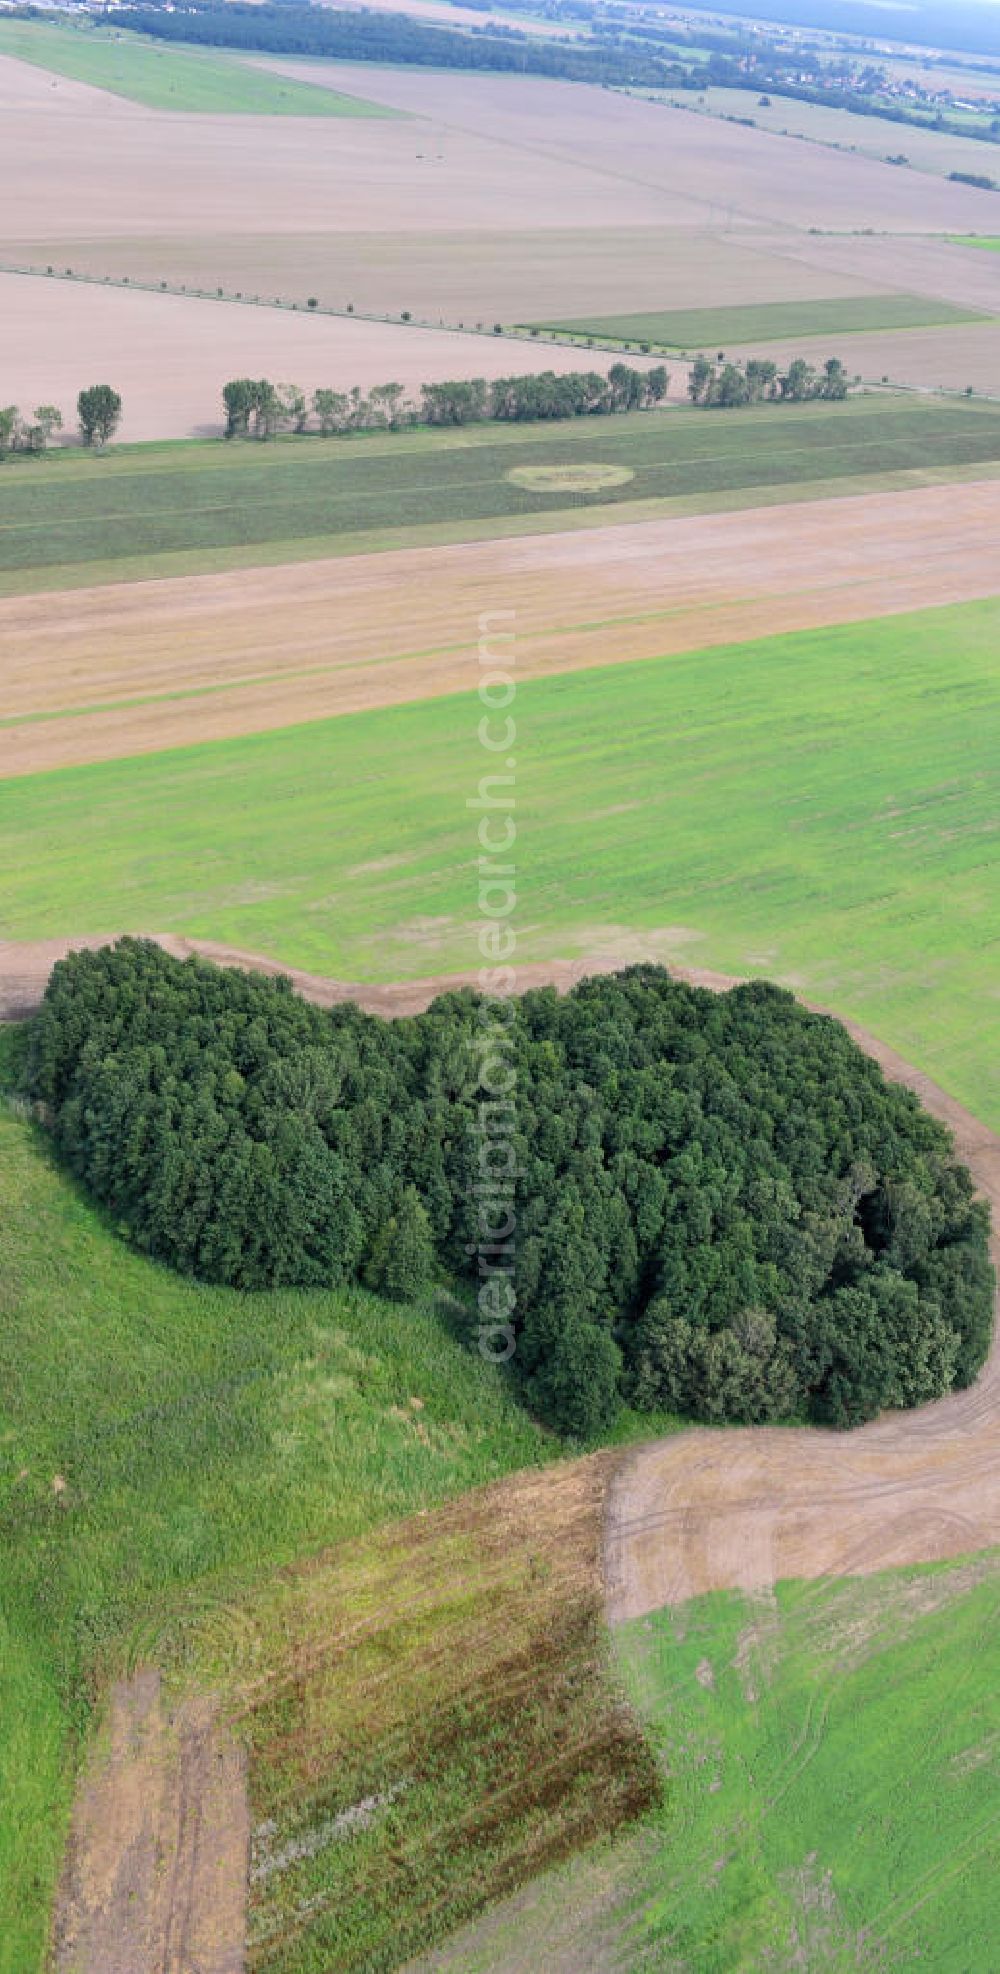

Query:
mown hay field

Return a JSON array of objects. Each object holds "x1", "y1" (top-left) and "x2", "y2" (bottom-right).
[
  {"x1": 0, "y1": 20, "x2": 389, "y2": 115},
  {"x1": 526, "y1": 293, "x2": 987, "y2": 347},
  {"x1": 3, "y1": 597, "x2": 999, "y2": 1128},
  {"x1": 3, "y1": 398, "x2": 1000, "y2": 589}
]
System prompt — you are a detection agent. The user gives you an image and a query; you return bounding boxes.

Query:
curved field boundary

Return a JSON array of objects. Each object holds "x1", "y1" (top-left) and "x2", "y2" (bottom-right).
[{"x1": 4, "y1": 932, "x2": 998, "y2": 1620}]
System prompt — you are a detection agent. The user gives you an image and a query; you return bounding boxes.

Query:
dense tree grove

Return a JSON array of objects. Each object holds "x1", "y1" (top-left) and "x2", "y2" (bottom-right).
[
  {"x1": 28, "y1": 943, "x2": 993, "y2": 1437},
  {"x1": 222, "y1": 365, "x2": 669, "y2": 437}
]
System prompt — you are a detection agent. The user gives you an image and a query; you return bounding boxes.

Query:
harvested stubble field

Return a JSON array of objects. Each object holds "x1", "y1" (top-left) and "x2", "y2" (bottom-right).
[
  {"x1": 322, "y1": 0, "x2": 583, "y2": 35},
  {"x1": 5, "y1": 226, "x2": 883, "y2": 351},
  {"x1": 255, "y1": 63, "x2": 1000, "y2": 237},
  {"x1": 2, "y1": 397, "x2": 999, "y2": 594},
  {"x1": 728, "y1": 317, "x2": 1000, "y2": 395},
  {"x1": 3, "y1": 595, "x2": 999, "y2": 1130},
  {"x1": 2, "y1": 48, "x2": 999, "y2": 378},
  {"x1": 0, "y1": 271, "x2": 674, "y2": 446},
  {"x1": 4, "y1": 476, "x2": 1000, "y2": 777},
  {"x1": 759, "y1": 230, "x2": 1000, "y2": 321},
  {"x1": 647, "y1": 82, "x2": 1000, "y2": 183}
]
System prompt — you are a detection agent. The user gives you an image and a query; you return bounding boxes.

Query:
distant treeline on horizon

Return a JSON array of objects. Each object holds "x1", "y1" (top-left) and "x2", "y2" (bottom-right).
[
  {"x1": 666, "y1": 0, "x2": 1000, "y2": 63},
  {"x1": 94, "y1": 0, "x2": 684, "y2": 88}
]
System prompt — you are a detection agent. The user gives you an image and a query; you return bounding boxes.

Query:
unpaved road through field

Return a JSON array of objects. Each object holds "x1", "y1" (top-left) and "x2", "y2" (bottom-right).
[
  {"x1": 5, "y1": 932, "x2": 998, "y2": 1627},
  {"x1": 52, "y1": 1669, "x2": 247, "y2": 1974}
]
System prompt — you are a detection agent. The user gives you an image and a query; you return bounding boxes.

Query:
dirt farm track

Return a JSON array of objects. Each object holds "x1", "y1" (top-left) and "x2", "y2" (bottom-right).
[{"x1": 4, "y1": 932, "x2": 999, "y2": 1629}]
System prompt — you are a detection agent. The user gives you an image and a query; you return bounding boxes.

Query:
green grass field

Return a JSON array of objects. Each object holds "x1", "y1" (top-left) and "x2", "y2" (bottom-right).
[
  {"x1": 618, "y1": 1567, "x2": 1000, "y2": 1967},
  {"x1": 951, "y1": 235, "x2": 1000, "y2": 252},
  {"x1": 0, "y1": 20, "x2": 390, "y2": 115},
  {"x1": 4, "y1": 398, "x2": 1000, "y2": 593},
  {"x1": 424, "y1": 1554, "x2": 1000, "y2": 1969},
  {"x1": 524, "y1": 294, "x2": 989, "y2": 348},
  {"x1": 3, "y1": 596, "x2": 999, "y2": 1128},
  {"x1": 0, "y1": 1090, "x2": 553, "y2": 1973}
]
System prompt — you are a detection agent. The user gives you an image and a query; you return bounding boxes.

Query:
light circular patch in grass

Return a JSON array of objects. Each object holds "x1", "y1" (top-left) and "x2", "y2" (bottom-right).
[{"x1": 505, "y1": 462, "x2": 636, "y2": 495}]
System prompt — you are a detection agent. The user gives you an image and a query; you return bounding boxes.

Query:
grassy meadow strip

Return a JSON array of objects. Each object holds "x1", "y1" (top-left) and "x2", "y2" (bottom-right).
[
  {"x1": 0, "y1": 19, "x2": 389, "y2": 115},
  {"x1": 0, "y1": 1087, "x2": 554, "y2": 1972},
  {"x1": 525, "y1": 294, "x2": 990, "y2": 347},
  {"x1": 2, "y1": 597, "x2": 998, "y2": 1125},
  {"x1": 3, "y1": 399, "x2": 1000, "y2": 589}
]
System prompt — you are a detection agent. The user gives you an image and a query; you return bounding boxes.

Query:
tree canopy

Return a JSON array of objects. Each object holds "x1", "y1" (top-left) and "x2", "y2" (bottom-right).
[
  {"x1": 28, "y1": 942, "x2": 993, "y2": 1436},
  {"x1": 221, "y1": 365, "x2": 671, "y2": 437},
  {"x1": 77, "y1": 384, "x2": 122, "y2": 448}
]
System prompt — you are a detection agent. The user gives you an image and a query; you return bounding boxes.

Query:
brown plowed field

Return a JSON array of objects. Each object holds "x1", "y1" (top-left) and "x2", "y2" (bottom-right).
[
  {"x1": 4, "y1": 934, "x2": 998, "y2": 1628},
  {"x1": 6, "y1": 478, "x2": 1000, "y2": 777}
]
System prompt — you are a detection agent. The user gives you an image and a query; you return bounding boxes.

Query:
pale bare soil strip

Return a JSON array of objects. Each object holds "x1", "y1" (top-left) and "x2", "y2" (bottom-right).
[
  {"x1": 52, "y1": 1669, "x2": 248, "y2": 1974},
  {"x1": 6, "y1": 932, "x2": 998, "y2": 1631},
  {"x1": 5, "y1": 478, "x2": 1000, "y2": 778}
]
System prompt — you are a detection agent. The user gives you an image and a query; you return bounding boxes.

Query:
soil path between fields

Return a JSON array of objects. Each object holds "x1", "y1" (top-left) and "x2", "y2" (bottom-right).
[
  {"x1": 52, "y1": 1669, "x2": 248, "y2": 1974},
  {"x1": 5, "y1": 929, "x2": 999, "y2": 1627}
]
